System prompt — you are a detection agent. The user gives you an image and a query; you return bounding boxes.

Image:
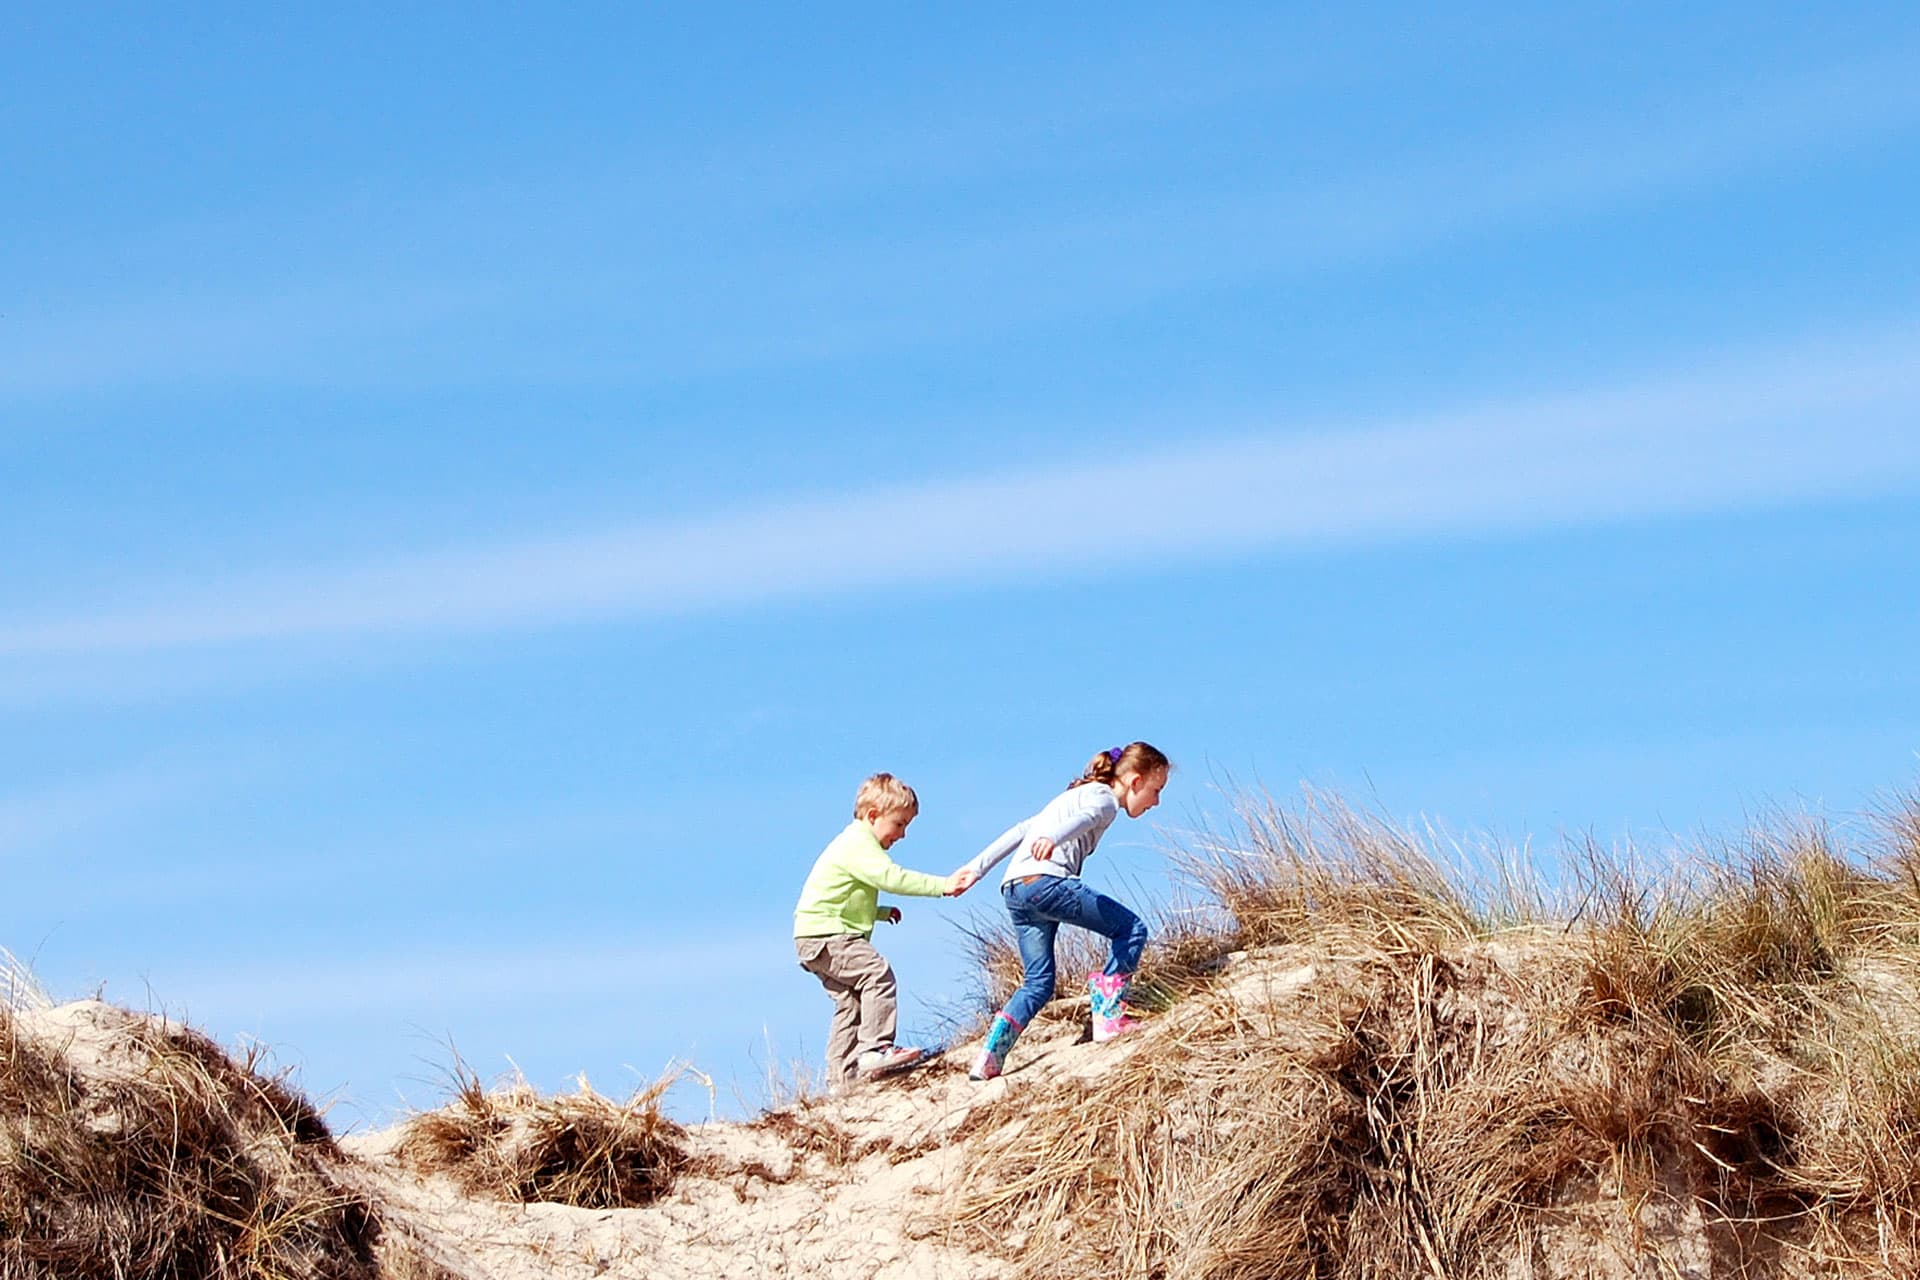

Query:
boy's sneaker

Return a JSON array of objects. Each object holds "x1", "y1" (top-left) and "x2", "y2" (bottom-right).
[{"x1": 857, "y1": 1045, "x2": 929, "y2": 1080}]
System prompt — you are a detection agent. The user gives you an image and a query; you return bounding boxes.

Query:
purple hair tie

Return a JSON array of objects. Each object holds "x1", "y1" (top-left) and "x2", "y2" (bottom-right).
[{"x1": 1106, "y1": 747, "x2": 1124, "y2": 763}]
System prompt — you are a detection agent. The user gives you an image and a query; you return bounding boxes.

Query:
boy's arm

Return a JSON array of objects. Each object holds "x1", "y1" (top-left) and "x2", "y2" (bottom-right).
[{"x1": 842, "y1": 840, "x2": 951, "y2": 898}]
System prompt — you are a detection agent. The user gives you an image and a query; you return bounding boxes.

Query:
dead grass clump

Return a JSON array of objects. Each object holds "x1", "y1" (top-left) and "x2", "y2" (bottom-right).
[
  {"x1": 395, "y1": 1062, "x2": 688, "y2": 1208},
  {"x1": 952, "y1": 949, "x2": 1593, "y2": 1278},
  {"x1": 749, "y1": 1100, "x2": 861, "y2": 1167},
  {"x1": 1124, "y1": 903, "x2": 1245, "y2": 1012},
  {"x1": 0, "y1": 1000, "x2": 378, "y2": 1280},
  {"x1": 951, "y1": 940, "x2": 1839, "y2": 1278},
  {"x1": 1678, "y1": 822, "x2": 1883, "y2": 991},
  {"x1": 949, "y1": 780, "x2": 1920, "y2": 1277},
  {"x1": 1760, "y1": 1019, "x2": 1920, "y2": 1210},
  {"x1": 1176, "y1": 790, "x2": 1498, "y2": 956},
  {"x1": 1876, "y1": 785, "x2": 1920, "y2": 899},
  {"x1": 1575, "y1": 818, "x2": 1912, "y2": 1050}
]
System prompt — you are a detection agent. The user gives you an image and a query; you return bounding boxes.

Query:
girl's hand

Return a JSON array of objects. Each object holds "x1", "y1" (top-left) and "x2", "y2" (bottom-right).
[
  {"x1": 883, "y1": 906, "x2": 903, "y2": 925},
  {"x1": 1029, "y1": 837, "x2": 1057, "y2": 861},
  {"x1": 946, "y1": 869, "x2": 978, "y2": 896}
]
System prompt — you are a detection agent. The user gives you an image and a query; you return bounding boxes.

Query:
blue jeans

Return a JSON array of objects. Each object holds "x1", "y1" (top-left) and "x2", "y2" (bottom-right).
[{"x1": 1000, "y1": 875, "x2": 1149, "y2": 1029}]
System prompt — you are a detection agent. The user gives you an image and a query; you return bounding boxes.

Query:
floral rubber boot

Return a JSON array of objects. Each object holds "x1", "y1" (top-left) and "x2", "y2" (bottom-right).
[
  {"x1": 970, "y1": 1012, "x2": 1024, "y2": 1080},
  {"x1": 1088, "y1": 971, "x2": 1142, "y2": 1043}
]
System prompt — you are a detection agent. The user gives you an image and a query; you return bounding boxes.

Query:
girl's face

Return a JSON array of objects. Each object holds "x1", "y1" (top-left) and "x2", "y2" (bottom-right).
[{"x1": 1116, "y1": 767, "x2": 1168, "y2": 818}]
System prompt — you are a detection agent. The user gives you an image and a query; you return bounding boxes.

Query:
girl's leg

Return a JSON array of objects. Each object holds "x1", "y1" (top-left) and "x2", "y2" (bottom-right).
[
  {"x1": 1035, "y1": 878, "x2": 1149, "y2": 974},
  {"x1": 1028, "y1": 878, "x2": 1150, "y2": 1042},
  {"x1": 1003, "y1": 899, "x2": 1061, "y2": 1028},
  {"x1": 971, "y1": 881, "x2": 1059, "y2": 1080}
]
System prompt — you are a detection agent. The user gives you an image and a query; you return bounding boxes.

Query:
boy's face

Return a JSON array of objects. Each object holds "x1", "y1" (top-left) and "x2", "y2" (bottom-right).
[{"x1": 868, "y1": 806, "x2": 915, "y2": 849}]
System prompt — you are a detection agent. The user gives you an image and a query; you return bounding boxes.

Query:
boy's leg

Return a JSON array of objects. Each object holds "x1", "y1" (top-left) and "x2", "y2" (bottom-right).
[
  {"x1": 797, "y1": 936, "x2": 889, "y2": 1085},
  {"x1": 824, "y1": 984, "x2": 864, "y2": 1084},
  {"x1": 818, "y1": 935, "x2": 899, "y2": 1064}
]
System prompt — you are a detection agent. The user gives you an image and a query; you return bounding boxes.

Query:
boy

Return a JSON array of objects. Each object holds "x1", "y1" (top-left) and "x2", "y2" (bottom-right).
[{"x1": 793, "y1": 773, "x2": 976, "y2": 1085}]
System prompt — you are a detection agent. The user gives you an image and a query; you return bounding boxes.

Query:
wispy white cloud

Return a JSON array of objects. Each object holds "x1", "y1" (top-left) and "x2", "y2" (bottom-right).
[
  {"x1": 935, "y1": 51, "x2": 1920, "y2": 320},
  {"x1": 0, "y1": 279, "x2": 497, "y2": 399},
  {"x1": 4, "y1": 325, "x2": 1919, "y2": 665},
  {"x1": 7, "y1": 54, "x2": 1918, "y2": 398}
]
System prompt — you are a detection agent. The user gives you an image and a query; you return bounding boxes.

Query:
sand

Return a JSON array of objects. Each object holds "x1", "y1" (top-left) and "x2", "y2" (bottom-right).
[{"x1": 339, "y1": 1009, "x2": 1112, "y2": 1280}]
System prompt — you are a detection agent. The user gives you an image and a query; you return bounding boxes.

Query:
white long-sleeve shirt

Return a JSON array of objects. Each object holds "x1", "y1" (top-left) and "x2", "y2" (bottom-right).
[{"x1": 960, "y1": 783, "x2": 1122, "y2": 886}]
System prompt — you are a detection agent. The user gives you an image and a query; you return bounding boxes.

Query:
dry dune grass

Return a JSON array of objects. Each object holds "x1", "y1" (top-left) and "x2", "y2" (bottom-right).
[
  {"x1": 1178, "y1": 788, "x2": 1539, "y2": 952},
  {"x1": 949, "y1": 784, "x2": 1920, "y2": 1279},
  {"x1": 394, "y1": 1060, "x2": 689, "y2": 1209},
  {"x1": 749, "y1": 1100, "x2": 861, "y2": 1168},
  {"x1": 14, "y1": 786, "x2": 1920, "y2": 1280},
  {"x1": 0, "y1": 991, "x2": 380, "y2": 1280}
]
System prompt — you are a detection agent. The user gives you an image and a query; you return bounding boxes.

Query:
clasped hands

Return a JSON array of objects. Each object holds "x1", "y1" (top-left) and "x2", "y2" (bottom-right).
[{"x1": 939, "y1": 836, "x2": 1056, "y2": 899}]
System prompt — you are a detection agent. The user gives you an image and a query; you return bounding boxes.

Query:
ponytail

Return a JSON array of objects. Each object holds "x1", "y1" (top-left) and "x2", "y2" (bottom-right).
[{"x1": 1070, "y1": 741, "x2": 1171, "y2": 789}]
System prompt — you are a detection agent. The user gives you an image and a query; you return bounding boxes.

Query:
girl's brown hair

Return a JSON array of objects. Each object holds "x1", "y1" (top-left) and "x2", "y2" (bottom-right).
[{"x1": 1070, "y1": 741, "x2": 1171, "y2": 789}]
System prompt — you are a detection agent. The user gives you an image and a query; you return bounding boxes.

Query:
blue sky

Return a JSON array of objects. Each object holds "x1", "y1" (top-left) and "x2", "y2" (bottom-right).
[{"x1": 4, "y1": 6, "x2": 1917, "y2": 1124}]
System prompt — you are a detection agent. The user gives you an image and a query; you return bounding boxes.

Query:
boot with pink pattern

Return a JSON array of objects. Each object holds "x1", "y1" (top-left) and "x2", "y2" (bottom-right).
[{"x1": 1088, "y1": 971, "x2": 1141, "y2": 1043}]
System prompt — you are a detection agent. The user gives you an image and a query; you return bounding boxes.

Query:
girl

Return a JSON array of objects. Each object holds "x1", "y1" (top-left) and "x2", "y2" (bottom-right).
[{"x1": 958, "y1": 742, "x2": 1170, "y2": 1080}]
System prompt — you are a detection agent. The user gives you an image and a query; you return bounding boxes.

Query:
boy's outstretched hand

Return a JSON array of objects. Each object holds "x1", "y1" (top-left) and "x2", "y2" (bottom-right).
[{"x1": 946, "y1": 868, "x2": 979, "y2": 896}]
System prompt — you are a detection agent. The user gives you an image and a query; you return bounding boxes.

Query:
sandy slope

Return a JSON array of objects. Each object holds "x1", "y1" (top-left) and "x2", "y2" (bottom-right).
[
  {"x1": 17, "y1": 944, "x2": 1855, "y2": 1278},
  {"x1": 341, "y1": 1007, "x2": 1119, "y2": 1280},
  {"x1": 4, "y1": 965, "x2": 1133, "y2": 1280},
  {"x1": 335, "y1": 954, "x2": 1358, "y2": 1280}
]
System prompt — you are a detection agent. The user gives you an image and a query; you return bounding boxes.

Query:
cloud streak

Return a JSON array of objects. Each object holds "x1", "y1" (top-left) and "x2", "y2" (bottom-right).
[
  {"x1": 5, "y1": 325, "x2": 1920, "y2": 667},
  {"x1": 8, "y1": 53, "x2": 1919, "y2": 399}
]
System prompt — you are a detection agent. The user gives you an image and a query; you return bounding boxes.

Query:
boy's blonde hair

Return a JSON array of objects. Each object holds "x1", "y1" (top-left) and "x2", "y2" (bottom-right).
[{"x1": 854, "y1": 772, "x2": 919, "y2": 819}]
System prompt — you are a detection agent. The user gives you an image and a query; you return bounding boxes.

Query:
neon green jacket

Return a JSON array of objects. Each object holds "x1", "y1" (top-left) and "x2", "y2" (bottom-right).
[{"x1": 793, "y1": 820, "x2": 949, "y2": 938}]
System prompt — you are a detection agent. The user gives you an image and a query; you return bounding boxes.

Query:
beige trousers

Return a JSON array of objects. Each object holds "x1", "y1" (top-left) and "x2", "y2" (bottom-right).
[{"x1": 795, "y1": 934, "x2": 898, "y2": 1084}]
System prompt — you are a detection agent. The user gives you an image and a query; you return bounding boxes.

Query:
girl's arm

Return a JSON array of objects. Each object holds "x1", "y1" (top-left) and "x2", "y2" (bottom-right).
[
  {"x1": 956, "y1": 819, "x2": 1031, "y2": 881},
  {"x1": 1024, "y1": 787, "x2": 1117, "y2": 856}
]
